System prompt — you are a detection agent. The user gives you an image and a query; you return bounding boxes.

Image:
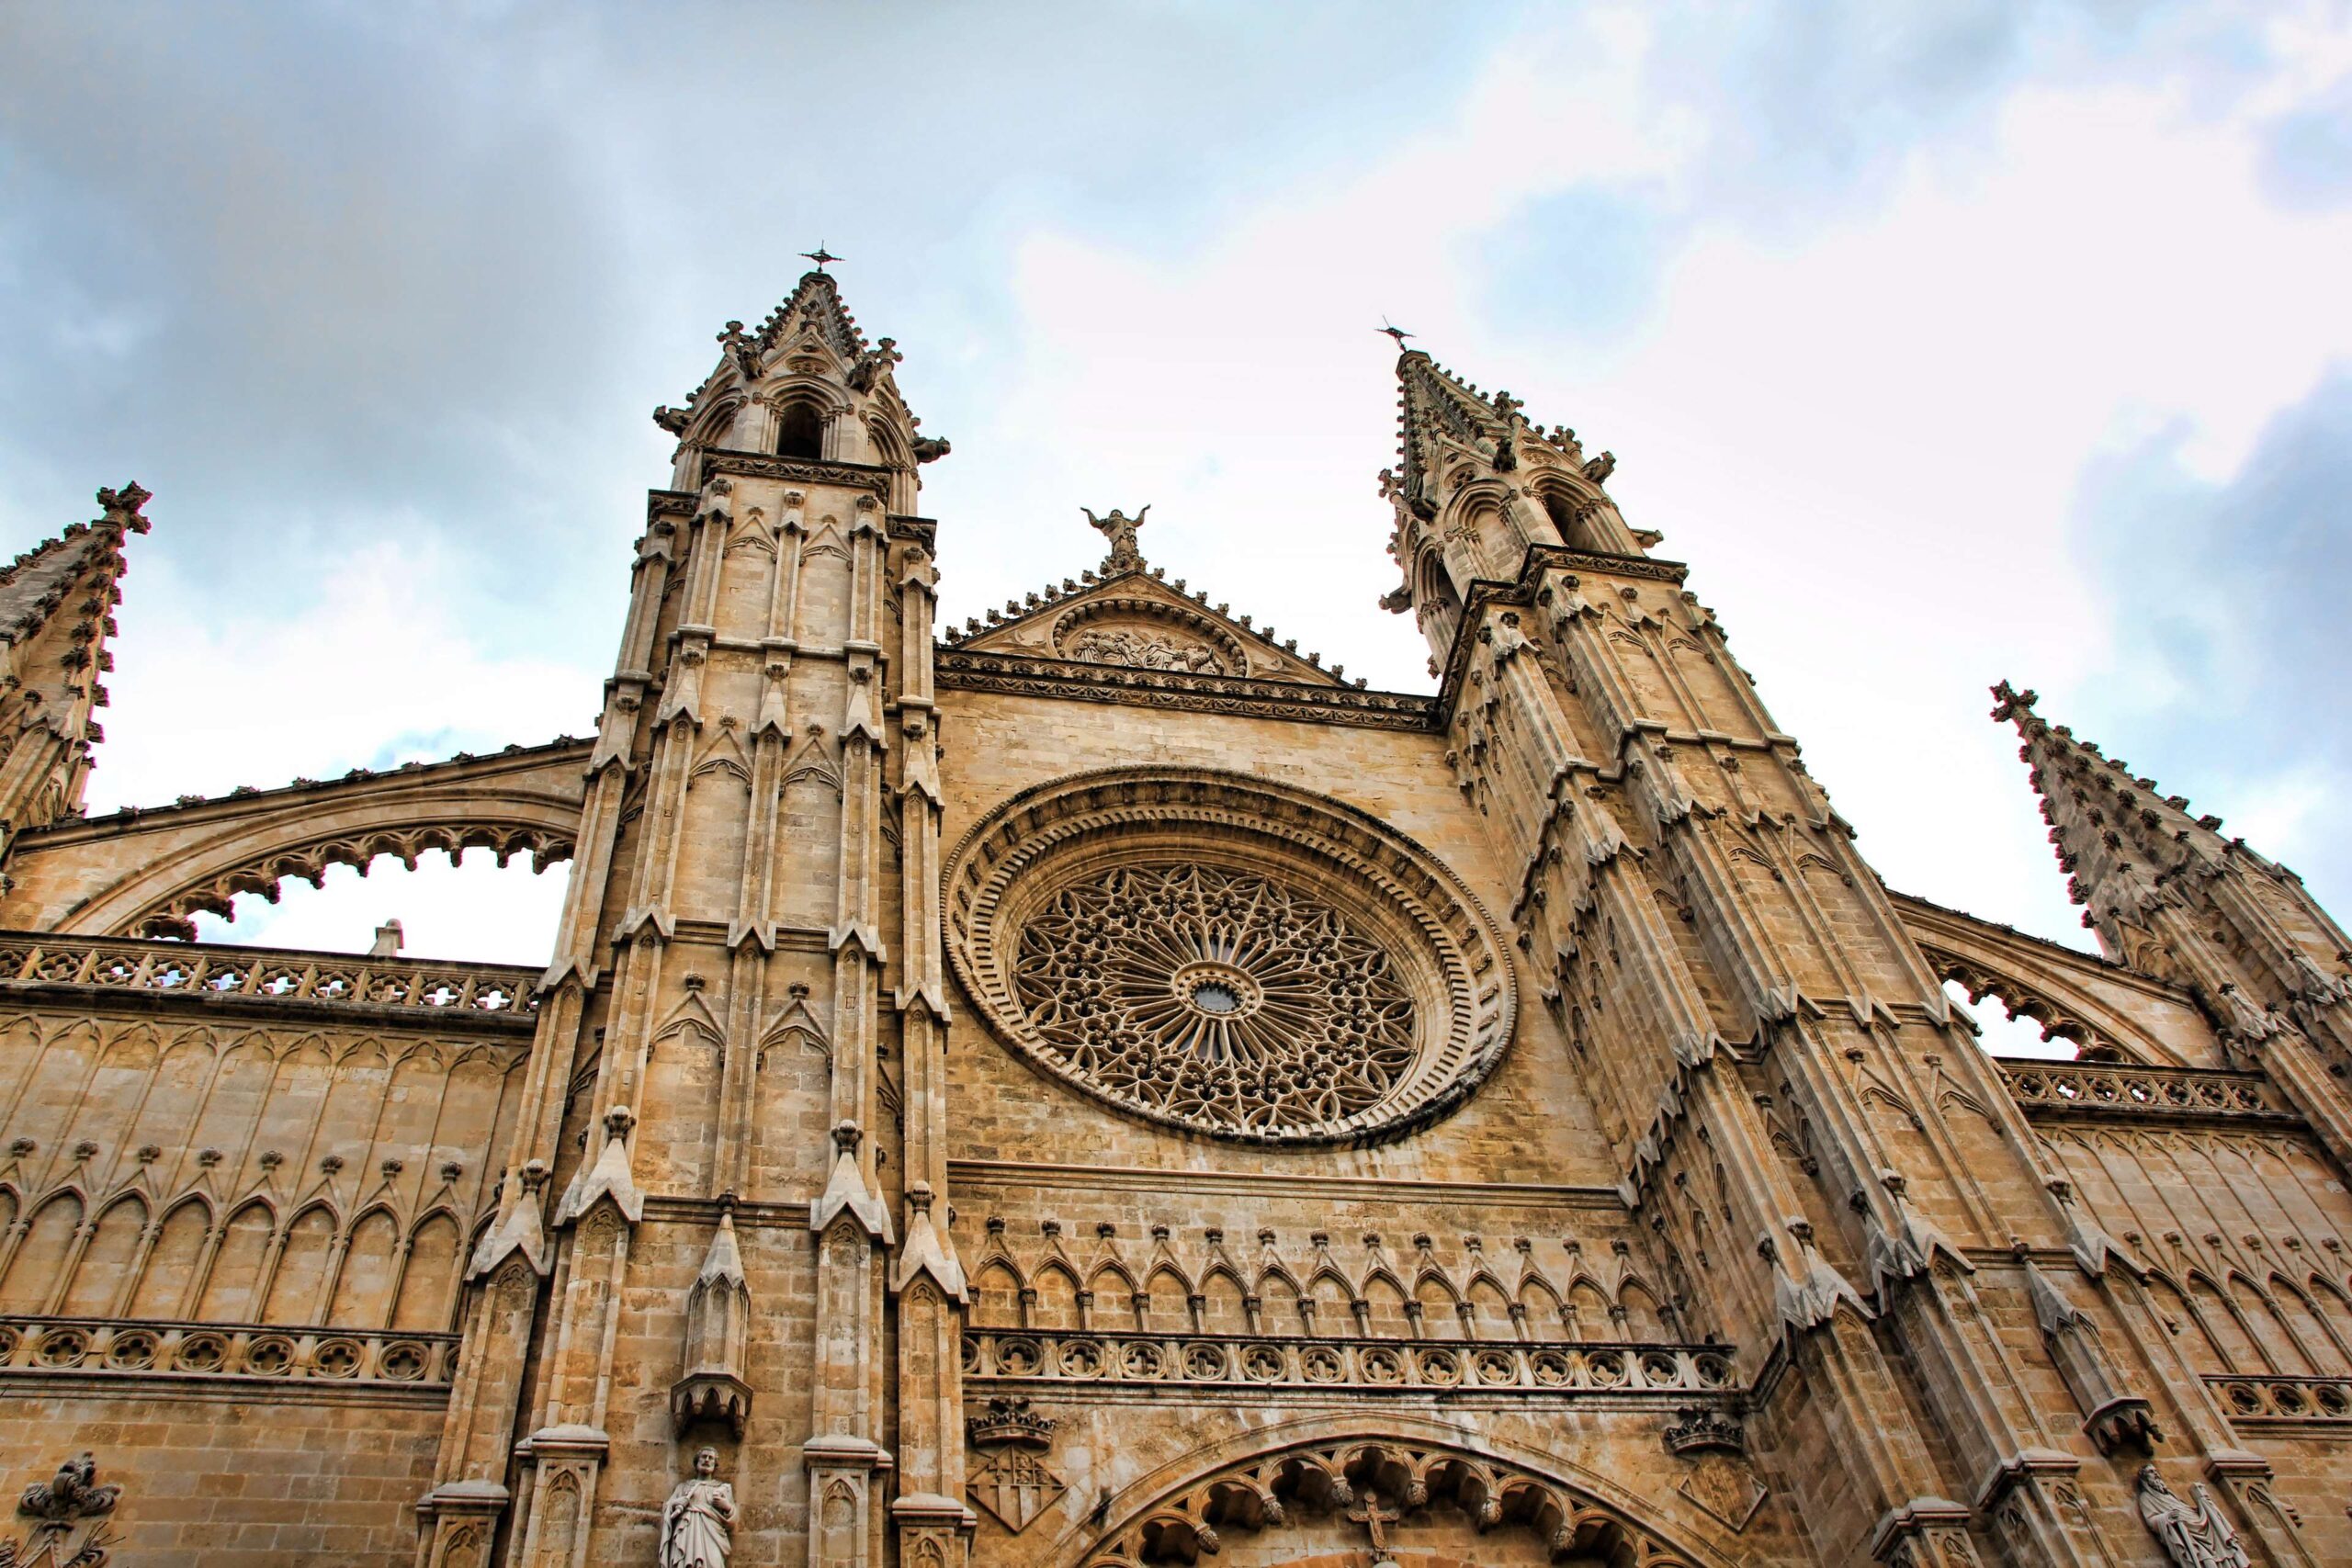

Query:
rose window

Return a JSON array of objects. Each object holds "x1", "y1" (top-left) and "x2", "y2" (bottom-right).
[
  {"x1": 1012, "y1": 863, "x2": 1419, "y2": 1133},
  {"x1": 946, "y1": 768, "x2": 1518, "y2": 1145}
]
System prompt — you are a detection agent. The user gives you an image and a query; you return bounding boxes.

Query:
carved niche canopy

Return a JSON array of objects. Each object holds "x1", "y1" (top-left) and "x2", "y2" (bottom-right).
[{"x1": 945, "y1": 769, "x2": 1517, "y2": 1145}]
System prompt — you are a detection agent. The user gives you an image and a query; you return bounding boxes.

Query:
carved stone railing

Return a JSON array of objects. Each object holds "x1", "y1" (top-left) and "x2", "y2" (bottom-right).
[
  {"x1": 0, "y1": 931, "x2": 538, "y2": 1022},
  {"x1": 2209, "y1": 1374, "x2": 2352, "y2": 1427},
  {"x1": 962, "y1": 1329, "x2": 1736, "y2": 1395},
  {"x1": 0, "y1": 1314, "x2": 458, "y2": 1391},
  {"x1": 1998, "y1": 1062, "x2": 2290, "y2": 1122}
]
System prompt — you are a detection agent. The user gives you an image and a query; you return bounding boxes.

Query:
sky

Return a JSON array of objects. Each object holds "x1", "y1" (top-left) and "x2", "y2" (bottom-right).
[{"x1": 4, "y1": 3, "x2": 2350, "y2": 1056}]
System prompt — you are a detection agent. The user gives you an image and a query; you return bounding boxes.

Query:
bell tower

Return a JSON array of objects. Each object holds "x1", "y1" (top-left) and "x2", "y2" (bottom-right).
[
  {"x1": 1374, "y1": 344, "x2": 2325, "y2": 1566},
  {"x1": 421, "y1": 265, "x2": 964, "y2": 1568}
]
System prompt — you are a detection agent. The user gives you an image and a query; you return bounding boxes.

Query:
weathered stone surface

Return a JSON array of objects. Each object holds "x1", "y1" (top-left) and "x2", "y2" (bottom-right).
[{"x1": 0, "y1": 296, "x2": 2346, "y2": 1566}]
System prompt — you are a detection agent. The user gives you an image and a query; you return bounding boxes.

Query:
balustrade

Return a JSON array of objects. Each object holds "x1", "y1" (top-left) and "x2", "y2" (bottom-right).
[{"x1": 0, "y1": 931, "x2": 537, "y2": 1017}]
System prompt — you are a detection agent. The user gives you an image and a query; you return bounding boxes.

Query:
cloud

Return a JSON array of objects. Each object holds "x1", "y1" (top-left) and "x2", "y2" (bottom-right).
[
  {"x1": 2261, "y1": 73, "x2": 2352, "y2": 207},
  {"x1": 5, "y1": 2, "x2": 2352, "y2": 964},
  {"x1": 2070, "y1": 367, "x2": 2352, "y2": 906}
]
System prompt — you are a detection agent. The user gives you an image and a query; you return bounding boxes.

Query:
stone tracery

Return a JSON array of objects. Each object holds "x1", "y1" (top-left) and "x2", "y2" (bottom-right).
[
  {"x1": 946, "y1": 768, "x2": 1518, "y2": 1145},
  {"x1": 1012, "y1": 862, "x2": 1418, "y2": 1134}
]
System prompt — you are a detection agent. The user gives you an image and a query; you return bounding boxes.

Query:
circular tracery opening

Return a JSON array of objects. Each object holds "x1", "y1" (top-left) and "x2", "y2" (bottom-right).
[
  {"x1": 1016, "y1": 863, "x2": 1412, "y2": 1120},
  {"x1": 945, "y1": 768, "x2": 1519, "y2": 1145}
]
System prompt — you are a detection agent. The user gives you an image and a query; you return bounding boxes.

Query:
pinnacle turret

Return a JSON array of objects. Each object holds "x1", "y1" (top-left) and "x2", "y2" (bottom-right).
[
  {"x1": 1377, "y1": 346, "x2": 1634, "y2": 672},
  {"x1": 0, "y1": 482, "x2": 150, "y2": 846},
  {"x1": 648, "y1": 269, "x2": 944, "y2": 498},
  {"x1": 1991, "y1": 681, "x2": 2253, "y2": 945},
  {"x1": 1387, "y1": 350, "x2": 1606, "y2": 519}
]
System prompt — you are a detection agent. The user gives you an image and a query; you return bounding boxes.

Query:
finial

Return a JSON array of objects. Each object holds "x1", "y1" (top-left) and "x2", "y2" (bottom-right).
[
  {"x1": 801, "y1": 243, "x2": 841, "y2": 270},
  {"x1": 1080, "y1": 505, "x2": 1149, "y2": 573},
  {"x1": 1378, "y1": 319, "x2": 1414, "y2": 347},
  {"x1": 96, "y1": 481, "x2": 153, "y2": 534},
  {"x1": 1990, "y1": 681, "x2": 2039, "y2": 723}
]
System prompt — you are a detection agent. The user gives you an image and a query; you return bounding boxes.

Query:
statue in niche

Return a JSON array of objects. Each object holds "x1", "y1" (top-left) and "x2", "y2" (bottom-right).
[
  {"x1": 2136, "y1": 1466, "x2": 2249, "y2": 1568},
  {"x1": 661, "y1": 1448, "x2": 737, "y2": 1568}
]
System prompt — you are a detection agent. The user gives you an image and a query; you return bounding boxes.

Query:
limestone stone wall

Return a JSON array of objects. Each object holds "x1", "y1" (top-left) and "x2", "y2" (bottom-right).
[
  {"x1": 0, "y1": 935, "x2": 534, "y2": 1559},
  {"x1": 935, "y1": 688, "x2": 1611, "y2": 1189},
  {"x1": 0, "y1": 1391, "x2": 444, "y2": 1565}
]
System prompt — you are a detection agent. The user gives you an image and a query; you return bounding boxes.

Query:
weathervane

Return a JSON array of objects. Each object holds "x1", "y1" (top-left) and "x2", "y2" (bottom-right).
[
  {"x1": 1378, "y1": 318, "x2": 1415, "y2": 347},
  {"x1": 801, "y1": 243, "x2": 842, "y2": 270}
]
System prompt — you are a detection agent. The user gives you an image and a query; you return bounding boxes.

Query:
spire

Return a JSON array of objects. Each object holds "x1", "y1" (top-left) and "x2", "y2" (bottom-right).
[
  {"x1": 1387, "y1": 349, "x2": 1611, "y2": 519},
  {"x1": 0, "y1": 482, "x2": 150, "y2": 848},
  {"x1": 1377, "y1": 346, "x2": 1633, "y2": 672},
  {"x1": 650, "y1": 271, "x2": 947, "y2": 479},
  {"x1": 1991, "y1": 681, "x2": 2248, "y2": 944}
]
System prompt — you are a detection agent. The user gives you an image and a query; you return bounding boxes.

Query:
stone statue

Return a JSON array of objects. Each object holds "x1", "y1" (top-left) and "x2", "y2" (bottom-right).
[
  {"x1": 1081, "y1": 505, "x2": 1149, "y2": 570},
  {"x1": 661, "y1": 1447, "x2": 737, "y2": 1568},
  {"x1": 2136, "y1": 1465, "x2": 2248, "y2": 1568}
]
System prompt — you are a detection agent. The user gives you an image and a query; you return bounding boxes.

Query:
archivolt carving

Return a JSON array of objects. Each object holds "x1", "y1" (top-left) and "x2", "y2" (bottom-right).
[
  {"x1": 946, "y1": 770, "x2": 1517, "y2": 1145},
  {"x1": 1069, "y1": 1429, "x2": 1713, "y2": 1568},
  {"x1": 128, "y1": 819, "x2": 572, "y2": 941}
]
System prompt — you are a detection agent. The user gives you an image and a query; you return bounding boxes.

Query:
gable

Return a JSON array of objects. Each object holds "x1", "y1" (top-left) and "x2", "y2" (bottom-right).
[{"x1": 948, "y1": 566, "x2": 1346, "y2": 687}]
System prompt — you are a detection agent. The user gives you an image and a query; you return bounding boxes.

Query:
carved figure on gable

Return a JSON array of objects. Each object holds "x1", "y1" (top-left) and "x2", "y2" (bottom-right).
[
  {"x1": 661, "y1": 1448, "x2": 737, "y2": 1568},
  {"x1": 1081, "y1": 505, "x2": 1149, "y2": 570},
  {"x1": 2136, "y1": 1467, "x2": 2249, "y2": 1568}
]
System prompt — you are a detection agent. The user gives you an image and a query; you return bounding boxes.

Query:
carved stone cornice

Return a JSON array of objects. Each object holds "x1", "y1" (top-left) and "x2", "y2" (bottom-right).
[
  {"x1": 934, "y1": 649, "x2": 1437, "y2": 730},
  {"x1": 702, "y1": 447, "x2": 893, "y2": 497}
]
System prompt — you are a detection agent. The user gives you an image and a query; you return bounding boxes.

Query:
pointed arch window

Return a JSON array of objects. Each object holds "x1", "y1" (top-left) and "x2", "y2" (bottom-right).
[
  {"x1": 1417, "y1": 552, "x2": 1464, "y2": 649},
  {"x1": 775, "y1": 401, "x2": 824, "y2": 460}
]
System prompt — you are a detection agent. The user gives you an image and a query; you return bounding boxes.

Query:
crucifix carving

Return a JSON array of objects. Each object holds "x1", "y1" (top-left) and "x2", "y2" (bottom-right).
[{"x1": 1345, "y1": 1488, "x2": 1401, "y2": 1566}]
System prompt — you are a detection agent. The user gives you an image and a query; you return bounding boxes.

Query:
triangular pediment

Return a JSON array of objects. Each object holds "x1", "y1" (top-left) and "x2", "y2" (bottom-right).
[{"x1": 945, "y1": 564, "x2": 1349, "y2": 686}]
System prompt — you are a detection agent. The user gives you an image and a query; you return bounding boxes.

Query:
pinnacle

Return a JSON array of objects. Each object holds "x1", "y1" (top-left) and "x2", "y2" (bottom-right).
[
  {"x1": 1991, "y1": 681, "x2": 2234, "y2": 923},
  {"x1": 1388, "y1": 347, "x2": 1598, "y2": 503}
]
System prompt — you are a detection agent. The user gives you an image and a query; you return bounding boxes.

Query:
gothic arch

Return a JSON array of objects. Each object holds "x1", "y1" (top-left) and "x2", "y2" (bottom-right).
[
  {"x1": 1047, "y1": 1415, "x2": 1737, "y2": 1568},
  {"x1": 1894, "y1": 893, "x2": 2202, "y2": 1065},
  {"x1": 6, "y1": 744, "x2": 589, "y2": 940}
]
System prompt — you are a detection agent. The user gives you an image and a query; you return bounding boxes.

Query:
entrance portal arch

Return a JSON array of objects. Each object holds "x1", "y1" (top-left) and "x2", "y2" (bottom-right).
[{"x1": 1044, "y1": 1414, "x2": 1756, "y2": 1568}]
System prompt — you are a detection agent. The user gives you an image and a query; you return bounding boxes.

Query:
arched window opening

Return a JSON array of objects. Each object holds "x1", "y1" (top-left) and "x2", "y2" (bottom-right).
[
  {"x1": 775, "y1": 401, "x2": 825, "y2": 460},
  {"x1": 188, "y1": 846, "x2": 571, "y2": 968},
  {"x1": 1940, "y1": 978, "x2": 2086, "y2": 1062},
  {"x1": 1544, "y1": 487, "x2": 1605, "y2": 552},
  {"x1": 1416, "y1": 552, "x2": 1464, "y2": 650}
]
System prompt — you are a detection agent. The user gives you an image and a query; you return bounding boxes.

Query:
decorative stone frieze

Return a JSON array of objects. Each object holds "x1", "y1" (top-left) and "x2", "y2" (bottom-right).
[{"x1": 963, "y1": 1327, "x2": 1735, "y2": 1397}]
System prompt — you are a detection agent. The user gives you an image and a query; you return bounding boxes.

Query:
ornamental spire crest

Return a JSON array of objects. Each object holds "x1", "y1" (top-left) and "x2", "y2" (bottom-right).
[{"x1": 1992, "y1": 681, "x2": 2253, "y2": 932}]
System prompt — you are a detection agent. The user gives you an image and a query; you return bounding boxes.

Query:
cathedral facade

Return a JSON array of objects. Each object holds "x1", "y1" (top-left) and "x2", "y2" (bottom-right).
[{"x1": 0, "y1": 273, "x2": 2343, "y2": 1567}]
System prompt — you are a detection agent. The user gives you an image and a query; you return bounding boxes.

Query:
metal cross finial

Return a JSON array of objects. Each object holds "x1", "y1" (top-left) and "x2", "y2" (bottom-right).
[
  {"x1": 801, "y1": 244, "x2": 842, "y2": 269},
  {"x1": 1378, "y1": 319, "x2": 1415, "y2": 347},
  {"x1": 1345, "y1": 1488, "x2": 1400, "y2": 1565}
]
